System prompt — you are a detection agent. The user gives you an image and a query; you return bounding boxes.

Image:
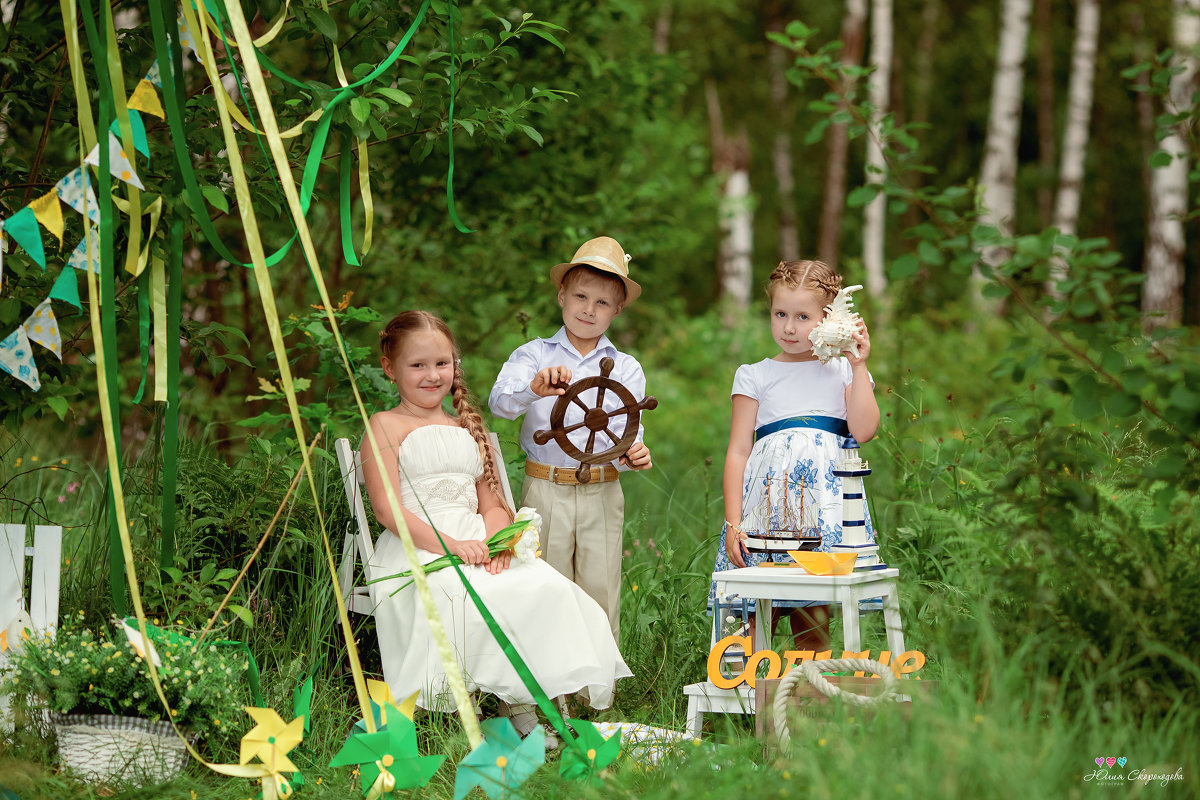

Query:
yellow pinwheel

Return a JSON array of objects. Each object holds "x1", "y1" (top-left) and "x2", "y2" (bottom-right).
[{"x1": 239, "y1": 707, "x2": 305, "y2": 800}]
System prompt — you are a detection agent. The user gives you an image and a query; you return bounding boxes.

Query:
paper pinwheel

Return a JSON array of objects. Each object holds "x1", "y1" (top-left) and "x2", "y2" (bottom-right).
[
  {"x1": 240, "y1": 707, "x2": 305, "y2": 800},
  {"x1": 453, "y1": 717, "x2": 546, "y2": 800},
  {"x1": 559, "y1": 719, "x2": 622, "y2": 785},
  {"x1": 331, "y1": 703, "x2": 445, "y2": 799},
  {"x1": 353, "y1": 678, "x2": 418, "y2": 733}
]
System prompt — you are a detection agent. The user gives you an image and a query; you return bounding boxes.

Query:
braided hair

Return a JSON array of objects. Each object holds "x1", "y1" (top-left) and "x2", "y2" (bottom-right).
[
  {"x1": 380, "y1": 310, "x2": 514, "y2": 519},
  {"x1": 767, "y1": 260, "x2": 843, "y2": 306}
]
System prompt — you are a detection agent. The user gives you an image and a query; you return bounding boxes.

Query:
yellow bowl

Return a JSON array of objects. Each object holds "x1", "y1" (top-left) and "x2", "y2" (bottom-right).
[{"x1": 786, "y1": 551, "x2": 857, "y2": 575}]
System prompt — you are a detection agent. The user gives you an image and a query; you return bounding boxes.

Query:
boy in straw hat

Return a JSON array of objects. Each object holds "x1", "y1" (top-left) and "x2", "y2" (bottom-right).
[{"x1": 489, "y1": 236, "x2": 652, "y2": 640}]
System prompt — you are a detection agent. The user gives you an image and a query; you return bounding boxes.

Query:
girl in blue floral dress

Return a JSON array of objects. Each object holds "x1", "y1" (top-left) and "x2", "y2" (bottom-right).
[{"x1": 708, "y1": 260, "x2": 880, "y2": 651}]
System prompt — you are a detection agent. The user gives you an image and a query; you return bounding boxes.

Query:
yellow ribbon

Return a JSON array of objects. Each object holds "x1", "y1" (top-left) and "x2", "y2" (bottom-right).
[
  {"x1": 208, "y1": 0, "x2": 483, "y2": 746},
  {"x1": 99, "y1": 0, "x2": 142, "y2": 279},
  {"x1": 366, "y1": 763, "x2": 397, "y2": 800},
  {"x1": 357, "y1": 138, "x2": 373, "y2": 255},
  {"x1": 150, "y1": 253, "x2": 167, "y2": 401},
  {"x1": 57, "y1": 0, "x2": 97, "y2": 154}
]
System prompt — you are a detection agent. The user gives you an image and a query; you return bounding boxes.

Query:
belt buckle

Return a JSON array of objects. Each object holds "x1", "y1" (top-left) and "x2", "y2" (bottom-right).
[{"x1": 550, "y1": 466, "x2": 569, "y2": 485}]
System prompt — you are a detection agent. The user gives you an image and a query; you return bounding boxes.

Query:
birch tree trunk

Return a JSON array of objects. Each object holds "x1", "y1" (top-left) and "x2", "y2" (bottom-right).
[
  {"x1": 862, "y1": 0, "x2": 893, "y2": 301},
  {"x1": 975, "y1": 0, "x2": 1032, "y2": 304},
  {"x1": 707, "y1": 79, "x2": 753, "y2": 316},
  {"x1": 1047, "y1": 0, "x2": 1099, "y2": 299},
  {"x1": 817, "y1": 0, "x2": 868, "y2": 267},
  {"x1": 1034, "y1": 0, "x2": 1055, "y2": 227},
  {"x1": 1143, "y1": 0, "x2": 1200, "y2": 328}
]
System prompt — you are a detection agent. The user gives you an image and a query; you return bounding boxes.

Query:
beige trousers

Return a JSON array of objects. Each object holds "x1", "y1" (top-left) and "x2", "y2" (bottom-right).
[{"x1": 521, "y1": 476, "x2": 624, "y2": 640}]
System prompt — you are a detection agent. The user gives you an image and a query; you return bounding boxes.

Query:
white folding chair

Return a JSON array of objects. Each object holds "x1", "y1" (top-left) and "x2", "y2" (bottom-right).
[{"x1": 1, "y1": 524, "x2": 63, "y2": 729}]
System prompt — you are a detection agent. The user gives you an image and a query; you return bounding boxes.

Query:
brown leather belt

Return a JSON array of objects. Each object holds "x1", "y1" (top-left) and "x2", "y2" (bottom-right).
[{"x1": 524, "y1": 460, "x2": 619, "y2": 485}]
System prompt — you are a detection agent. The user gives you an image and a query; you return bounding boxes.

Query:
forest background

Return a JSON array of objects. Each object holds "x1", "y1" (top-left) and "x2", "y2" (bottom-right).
[{"x1": 1, "y1": 0, "x2": 1199, "y2": 798}]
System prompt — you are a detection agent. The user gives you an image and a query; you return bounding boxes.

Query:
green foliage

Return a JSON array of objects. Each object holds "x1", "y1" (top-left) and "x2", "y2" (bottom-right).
[{"x1": 0, "y1": 614, "x2": 248, "y2": 744}]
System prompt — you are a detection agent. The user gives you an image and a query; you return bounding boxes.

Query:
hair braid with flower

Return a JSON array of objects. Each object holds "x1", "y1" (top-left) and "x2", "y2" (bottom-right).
[
  {"x1": 767, "y1": 260, "x2": 843, "y2": 306},
  {"x1": 380, "y1": 310, "x2": 515, "y2": 519}
]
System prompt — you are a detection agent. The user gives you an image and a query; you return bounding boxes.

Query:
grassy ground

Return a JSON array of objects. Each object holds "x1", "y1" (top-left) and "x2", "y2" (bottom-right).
[{"x1": 2, "y1": 310, "x2": 1199, "y2": 798}]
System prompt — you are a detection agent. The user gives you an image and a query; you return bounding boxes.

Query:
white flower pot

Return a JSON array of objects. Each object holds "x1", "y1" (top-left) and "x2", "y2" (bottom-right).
[{"x1": 50, "y1": 713, "x2": 191, "y2": 786}]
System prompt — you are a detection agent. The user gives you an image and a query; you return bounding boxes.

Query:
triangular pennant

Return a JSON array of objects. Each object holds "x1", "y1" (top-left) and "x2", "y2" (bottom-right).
[
  {"x1": 29, "y1": 190, "x2": 65, "y2": 247},
  {"x1": 50, "y1": 268, "x2": 81, "y2": 310},
  {"x1": 85, "y1": 133, "x2": 145, "y2": 190},
  {"x1": 3, "y1": 206, "x2": 45, "y2": 268},
  {"x1": 144, "y1": 60, "x2": 162, "y2": 88},
  {"x1": 24, "y1": 300, "x2": 62, "y2": 360},
  {"x1": 67, "y1": 228, "x2": 101, "y2": 274},
  {"x1": 0, "y1": 327, "x2": 41, "y2": 391},
  {"x1": 177, "y1": 10, "x2": 205, "y2": 65},
  {"x1": 108, "y1": 109, "x2": 150, "y2": 156},
  {"x1": 127, "y1": 79, "x2": 165, "y2": 120},
  {"x1": 55, "y1": 167, "x2": 101, "y2": 223}
]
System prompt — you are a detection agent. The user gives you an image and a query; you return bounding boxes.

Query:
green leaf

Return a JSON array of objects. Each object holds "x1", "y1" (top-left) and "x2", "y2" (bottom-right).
[
  {"x1": 309, "y1": 8, "x2": 338, "y2": 41},
  {"x1": 524, "y1": 26, "x2": 564, "y2": 51},
  {"x1": 889, "y1": 253, "x2": 920, "y2": 279},
  {"x1": 1072, "y1": 377, "x2": 1102, "y2": 419},
  {"x1": 917, "y1": 240, "x2": 943, "y2": 265},
  {"x1": 350, "y1": 97, "x2": 371, "y2": 123},
  {"x1": 227, "y1": 604, "x2": 254, "y2": 627},
  {"x1": 847, "y1": 184, "x2": 881, "y2": 207},
  {"x1": 373, "y1": 87, "x2": 413, "y2": 107},
  {"x1": 46, "y1": 396, "x2": 69, "y2": 421},
  {"x1": 1149, "y1": 150, "x2": 1173, "y2": 168},
  {"x1": 201, "y1": 185, "x2": 228, "y2": 214},
  {"x1": 518, "y1": 124, "x2": 544, "y2": 146}
]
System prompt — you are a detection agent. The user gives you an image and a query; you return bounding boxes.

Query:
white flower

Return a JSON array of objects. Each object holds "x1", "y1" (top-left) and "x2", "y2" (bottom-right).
[{"x1": 512, "y1": 506, "x2": 543, "y2": 564}]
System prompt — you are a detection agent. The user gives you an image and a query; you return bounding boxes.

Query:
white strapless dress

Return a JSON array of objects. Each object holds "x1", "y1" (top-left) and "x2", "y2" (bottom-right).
[{"x1": 369, "y1": 424, "x2": 632, "y2": 712}]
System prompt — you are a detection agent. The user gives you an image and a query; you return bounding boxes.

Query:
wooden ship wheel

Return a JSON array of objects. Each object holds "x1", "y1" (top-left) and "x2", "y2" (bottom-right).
[{"x1": 532, "y1": 357, "x2": 658, "y2": 483}]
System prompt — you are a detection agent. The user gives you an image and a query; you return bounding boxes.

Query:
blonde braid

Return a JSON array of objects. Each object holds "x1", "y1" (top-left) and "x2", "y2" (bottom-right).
[
  {"x1": 451, "y1": 362, "x2": 514, "y2": 519},
  {"x1": 767, "y1": 260, "x2": 843, "y2": 306}
]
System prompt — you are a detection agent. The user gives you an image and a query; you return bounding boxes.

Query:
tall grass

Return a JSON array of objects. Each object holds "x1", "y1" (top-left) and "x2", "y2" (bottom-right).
[{"x1": 3, "y1": 305, "x2": 1199, "y2": 798}]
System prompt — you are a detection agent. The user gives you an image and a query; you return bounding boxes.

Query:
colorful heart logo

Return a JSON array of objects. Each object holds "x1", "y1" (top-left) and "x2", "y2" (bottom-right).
[
  {"x1": 1095, "y1": 757, "x2": 1104, "y2": 766},
  {"x1": 1118, "y1": 757, "x2": 1127, "y2": 767},
  {"x1": 1107, "y1": 757, "x2": 1117, "y2": 767}
]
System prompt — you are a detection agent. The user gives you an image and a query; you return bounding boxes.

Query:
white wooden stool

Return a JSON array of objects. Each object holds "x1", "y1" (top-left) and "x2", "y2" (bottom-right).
[{"x1": 683, "y1": 681, "x2": 755, "y2": 737}]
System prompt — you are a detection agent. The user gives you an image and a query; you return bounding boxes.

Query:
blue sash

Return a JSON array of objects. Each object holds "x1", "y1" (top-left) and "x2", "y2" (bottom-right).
[{"x1": 754, "y1": 415, "x2": 850, "y2": 442}]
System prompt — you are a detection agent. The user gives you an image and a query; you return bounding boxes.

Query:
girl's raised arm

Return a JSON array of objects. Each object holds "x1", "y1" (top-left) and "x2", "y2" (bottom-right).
[
  {"x1": 844, "y1": 320, "x2": 879, "y2": 443},
  {"x1": 723, "y1": 394, "x2": 758, "y2": 568}
]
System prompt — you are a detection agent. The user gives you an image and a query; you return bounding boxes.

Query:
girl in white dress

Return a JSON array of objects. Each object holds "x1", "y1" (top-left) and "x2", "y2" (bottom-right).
[
  {"x1": 708, "y1": 261, "x2": 880, "y2": 651},
  {"x1": 361, "y1": 310, "x2": 630, "y2": 741}
]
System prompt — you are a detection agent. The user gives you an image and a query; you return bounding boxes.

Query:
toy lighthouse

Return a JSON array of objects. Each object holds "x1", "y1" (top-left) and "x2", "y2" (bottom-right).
[{"x1": 830, "y1": 438, "x2": 883, "y2": 569}]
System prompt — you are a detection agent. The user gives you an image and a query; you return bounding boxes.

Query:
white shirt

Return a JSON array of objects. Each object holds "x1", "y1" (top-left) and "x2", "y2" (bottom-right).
[
  {"x1": 489, "y1": 327, "x2": 647, "y2": 469},
  {"x1": 732, "y1": 358, "x2": 872, "y2": 428}
]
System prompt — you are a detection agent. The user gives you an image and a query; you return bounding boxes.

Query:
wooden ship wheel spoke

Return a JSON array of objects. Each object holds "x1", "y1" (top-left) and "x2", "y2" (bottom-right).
[{"x1": 532, "y1": 357, "x2": 658, "y2": 483}]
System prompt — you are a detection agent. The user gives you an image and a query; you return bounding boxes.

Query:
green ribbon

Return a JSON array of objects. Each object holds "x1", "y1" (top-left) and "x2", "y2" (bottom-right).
[
  {"x1": 339, "y1": 130, "x2": 361, "y2": 267},
  {"x1": 403, "y1": 472, "x2": 586, "y2": 763},
  {"x1": 127, "y1": 617, "x2": 265, "y2": 707},
  {"x1": 78, "y1": 0, "x2": 128, "y2": 617},
  {"x1": 445, "y1": 0, "x2": 473, "y2": 234},
  {"x1": 149, "y1": 0, "x2": 432, "y2": 271}
]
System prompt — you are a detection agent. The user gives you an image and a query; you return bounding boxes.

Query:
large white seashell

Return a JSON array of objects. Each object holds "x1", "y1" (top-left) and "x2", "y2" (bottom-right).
[{"x1": 808, "y1": 284, "x2": 864, "y2": 363}]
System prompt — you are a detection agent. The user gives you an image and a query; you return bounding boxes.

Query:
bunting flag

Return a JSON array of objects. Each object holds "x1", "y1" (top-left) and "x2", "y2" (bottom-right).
[
  {"x1": 50, "y1": 268, "x2": 82, "y2": 310},
  {"x1": 176, "y1": 8, "x2": 205, "y2": 65},
  {"x1": 68, "y1": 228, "x2": 101, "y2": 273},
  {"x1": 56, "y1": 167, "x2": 101, "y2": 223},
  {"x1": 85, "y1": 132, "x2": 145, "y2": 190},
  {"x1": 127, "y1": 80, "x2": 165, "y2": 119},
  {"x1": 30, "y1": 190, "x2": 65, "y2": 248},
  {"x1": 24, "y1": 301, "x2": 62, "y2": 359},
  {"x1": 108, "y1": 109, "x2": 150, "y2": 157},
  {"x1": 145, "y1": 59, "x2": 162, "y2": 87},
  {"x1": 3, "y1": 206, "x2": 45, "y2": 269},
  {"x1": 0, "y1": 327, "x2": 40, "y2": 391}
]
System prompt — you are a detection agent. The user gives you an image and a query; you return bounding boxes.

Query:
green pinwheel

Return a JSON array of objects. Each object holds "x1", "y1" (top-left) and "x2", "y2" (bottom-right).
[
  {"x1": 559, "y1": 719, "x2": 622, "y2": 785},
  {"x1": 330, "y1": 703, "x2": 445, "y2": 799},
  {"x1": 453, "y1": 717, "x2": 545, "y2": 800}
]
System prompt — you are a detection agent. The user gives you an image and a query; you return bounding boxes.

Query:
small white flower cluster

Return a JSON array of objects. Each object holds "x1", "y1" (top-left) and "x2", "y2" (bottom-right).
[{"x1": 512, "y1": 506, "x2": 543, "y2": 564}]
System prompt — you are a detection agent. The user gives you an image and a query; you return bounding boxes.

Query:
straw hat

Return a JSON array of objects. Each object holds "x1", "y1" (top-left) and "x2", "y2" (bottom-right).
[{"x1": 549, "y1": 236, "x2": 642, "y2": 306}]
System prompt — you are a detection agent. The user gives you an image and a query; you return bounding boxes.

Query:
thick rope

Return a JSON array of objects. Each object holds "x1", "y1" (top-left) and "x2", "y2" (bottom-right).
[{"x1": 773, "y1": 658, "x2": 900, "y2": 753}]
